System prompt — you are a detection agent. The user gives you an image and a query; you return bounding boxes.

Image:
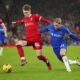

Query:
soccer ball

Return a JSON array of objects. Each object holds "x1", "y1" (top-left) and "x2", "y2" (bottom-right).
[{"x1": 3, "y1": 64, "x2": 12, "y2": 73}]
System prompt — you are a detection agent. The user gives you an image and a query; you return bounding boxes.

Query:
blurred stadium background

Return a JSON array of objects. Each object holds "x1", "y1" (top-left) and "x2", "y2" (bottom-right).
[
  {"x1": 0, "y1": 0, "x2": 80, "y2": 46},
  {"x1": 0, "y1": 0, "x2": 80, "y2": 80}
]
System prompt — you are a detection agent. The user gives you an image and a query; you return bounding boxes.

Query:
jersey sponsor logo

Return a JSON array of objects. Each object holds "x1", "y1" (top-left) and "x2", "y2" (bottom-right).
[
  {"x1": 51, "y1": 33, "x2": 62, "y2": 38},
  {"x1": 25, "y1": 22, "x2": 34, "y2": 26}
]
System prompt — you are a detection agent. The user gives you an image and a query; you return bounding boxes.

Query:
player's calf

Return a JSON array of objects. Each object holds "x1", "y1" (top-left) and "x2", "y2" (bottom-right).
[
  {"x1": 60, "y1": 48, "x2": 71, "y2": 72},
  {"x1": 16, "y1": 40, "x2": 27, "y2": 66},
  {"x1": 37, "y1": 55, "x2": 52, "y2": 70},
  {"x1": 0, "y1": 47, "x2": 3, "y2": 56}
]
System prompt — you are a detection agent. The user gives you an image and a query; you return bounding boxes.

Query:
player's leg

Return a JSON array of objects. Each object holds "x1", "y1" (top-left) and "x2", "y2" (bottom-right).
[
  {"x1": 53, "y1": 46, "x2": 71, "y2": 72},
  {"x1": 60, "y1": 43, "x2": 80, "y2": 66},
  {"x1": 0, "y1": 37, "x2": 5, "y2": 56},
  {"x1": 16, "y1": 40, "x2": 27, "y2": 65},
  {"x1": 54, "y1": 48, "x2": 80, "y2": 66},
  {"x1": 33, "y1": 42, "x2": 52, "y2": 70},
  {"x1": 60, "y1": 48, "x2": 71, "y2": 72},
  {"x1": 53, "y1": 48, "x2": 63, "y2": 62},
  {"x1": 68, "y1": 59, "x2": 80, "y2": 65},
  {"x1": 36, "y1": 49, "x2": 52, "y2": 70},
  {"x1": 60, "y1": 46, "x2": 80, "y2": 71},
  {"x1": 0, "y1": 40, "x2": 3, "y2": 56},
  {"x1": 0, "y1": 46, "x2": 3, "y2": 56}
]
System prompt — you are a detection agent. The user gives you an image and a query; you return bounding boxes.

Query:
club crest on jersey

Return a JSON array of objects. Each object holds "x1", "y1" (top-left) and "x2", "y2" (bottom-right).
[
  {"x1": 51, "y1": 33, "x2": 62, "y2": 38},
  {"x1": 35, "y1": 42, "x2": 40, "y2": 48}
]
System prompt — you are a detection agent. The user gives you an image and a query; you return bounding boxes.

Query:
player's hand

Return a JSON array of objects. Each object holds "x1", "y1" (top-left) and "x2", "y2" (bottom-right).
[
  {"x1": 12, "y1": 22, "x2": 16, "y2": 24},
  {"x1": 11, "y1": 22, "x2": 16, "y2": 27}
]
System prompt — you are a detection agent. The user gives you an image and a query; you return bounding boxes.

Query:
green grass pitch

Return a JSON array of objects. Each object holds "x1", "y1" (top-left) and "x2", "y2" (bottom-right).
[{"x1": 0, "y1": 46, "x2": 80, "y2": 80}]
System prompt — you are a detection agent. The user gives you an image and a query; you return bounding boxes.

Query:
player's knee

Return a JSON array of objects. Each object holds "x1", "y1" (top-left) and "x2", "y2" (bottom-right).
[
  {"x1": 60, "y1": 49, "x2": 66, "y2": 57},
  {"x1": 16, "y1": 41, "x2": 23, "y2": 46},
  {"x1": 36, "y1": 50, "x2": 42, "y2": 56},
  {"x1": 60, "y1": 52, "x2": 65, "y2": 57}
]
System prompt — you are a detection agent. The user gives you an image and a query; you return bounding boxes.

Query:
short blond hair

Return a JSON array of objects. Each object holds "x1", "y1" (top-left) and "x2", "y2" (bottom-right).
[
  {"x1": 22, "y1": 4, "x2": 31, "y2": 11},
  {"x1": 53, "y1": 18, "x2": 62, "y2": 24}
]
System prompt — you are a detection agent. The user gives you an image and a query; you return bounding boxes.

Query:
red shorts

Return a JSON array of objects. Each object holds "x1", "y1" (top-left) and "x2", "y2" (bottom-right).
[{"x1": 27, "y1": 37, "x2": 42, "y2": 50}]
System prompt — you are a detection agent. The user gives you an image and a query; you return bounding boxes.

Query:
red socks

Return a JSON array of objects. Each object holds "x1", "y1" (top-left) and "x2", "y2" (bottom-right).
[
  {"x1": 37, "y1": 55, "x2": 48, "y2": 62},
  {"x1": 16, "y1": 45, "x2": 24, "y2": 58},
  {"x1": 16, "y1": 45, "x2": 48, "y2": 63}
]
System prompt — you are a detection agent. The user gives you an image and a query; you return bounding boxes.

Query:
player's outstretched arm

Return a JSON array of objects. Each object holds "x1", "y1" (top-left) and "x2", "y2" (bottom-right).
[
  {"x1": 12, "y1": 19, "x2": 24, "y2": 25},
  {"x1": 40, "y1": 17, "x2": 52, "y2": 24},
  {"x1": 35, "y1": 14, "x2": 52, "y2": 24},
  {"x1": 69, "y1": 34, "x2": 80, "y2": 41},
  {"x1": 65, "y1": 27, "x2": 80, "y2": 41},
  {"x1": 40, "y1": 27, "x2": 49, "y2": 33}
]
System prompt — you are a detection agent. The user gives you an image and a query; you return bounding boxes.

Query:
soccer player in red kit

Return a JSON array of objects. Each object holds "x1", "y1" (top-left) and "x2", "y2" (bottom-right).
[{"x1": 12, "y1": 4, "x2": 52, "y2": 70}]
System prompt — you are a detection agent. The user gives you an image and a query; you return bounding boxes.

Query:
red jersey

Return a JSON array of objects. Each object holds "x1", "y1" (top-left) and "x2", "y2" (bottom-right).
[
  {"x1": 0, "y1": 19, "x2": 2, "y2": 24},
  {"x1": 16, "y1": 14, "x2": 52, "y2": 41}
]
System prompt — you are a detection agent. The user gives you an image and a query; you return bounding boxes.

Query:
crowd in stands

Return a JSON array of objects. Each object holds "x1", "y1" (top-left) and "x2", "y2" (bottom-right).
[{"x1": 0, "y1": 0, "x2": 80, "y2": 45}]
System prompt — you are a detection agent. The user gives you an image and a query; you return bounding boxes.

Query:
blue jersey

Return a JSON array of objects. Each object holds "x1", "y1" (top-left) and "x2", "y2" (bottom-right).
[
  {"x1": 0, "y1": 25, "x2": 4, "y2": 35},
  {"x1": 40, "y1": 24, "x2": 80, "y2": 48},
  {"x1": 40, "y1": 24, "x2": 80, "y2": 61},
  {"x1": 0, "y1": 25, "x2": 6, "y2": 45}
]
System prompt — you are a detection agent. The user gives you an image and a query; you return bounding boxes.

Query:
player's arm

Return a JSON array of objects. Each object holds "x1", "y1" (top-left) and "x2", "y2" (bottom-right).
[
  {"x1": 40, "y1": 27, "x2": 49, "y2": 33},
  {"x1": 35, "y1": 14, "x2": 52, "y2": 24},
  {"x1": 12, "y1": 19, "x2": 24, "y2": 25},
  {"x1": 0, "y1": 19, "x2": 8, "y2": 38},
  {"x1": 40, "y1": 17, "x2": 52, "y2": 24},
  {"x1": 40, "y1": 24, "x2": 53, "y2": 33},
  {"x1": 65, "y1": 27, "x2": 80, "y2": 41}
]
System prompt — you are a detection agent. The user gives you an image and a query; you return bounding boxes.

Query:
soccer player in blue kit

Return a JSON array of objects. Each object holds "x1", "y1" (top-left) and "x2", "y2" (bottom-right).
[
  {"x1": 40, "y1": 18, "x2": 80, "y2": 72},
  {"x1": 0, "y1": 19, "x2": 7, "y2": 56}
]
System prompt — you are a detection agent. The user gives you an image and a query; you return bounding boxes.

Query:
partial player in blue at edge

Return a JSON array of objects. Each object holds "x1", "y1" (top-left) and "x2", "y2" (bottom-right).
[
  {"x1": 0, "y1": 19, "x2": 8, "y2": 56},
  {"x1": 40, "y1": 18, "x2": 80, "y2": 72}
]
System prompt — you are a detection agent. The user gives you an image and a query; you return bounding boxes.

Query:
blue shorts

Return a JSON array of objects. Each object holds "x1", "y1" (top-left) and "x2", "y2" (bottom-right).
[
  {"x1": 53, "y1": 43, "x2": 67, "y2": 62},
  {"x1": 0, "y1": 35, "x2": 6, "y2": 46}
]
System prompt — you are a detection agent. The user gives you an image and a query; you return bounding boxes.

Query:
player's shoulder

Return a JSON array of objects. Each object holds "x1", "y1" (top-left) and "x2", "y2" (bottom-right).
[
  {"x1": 48, "y1": 24, "x2": 54, "y2": 27},
  {"x1": 32, "y1": 13, "x2": 41, "y2": 17},
  {"x1": 47, "y1": 24, "x2": 54, "y2": 29},
  {"x1": 60, "y1": 25, "x2": 67, "y2": 30}
]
